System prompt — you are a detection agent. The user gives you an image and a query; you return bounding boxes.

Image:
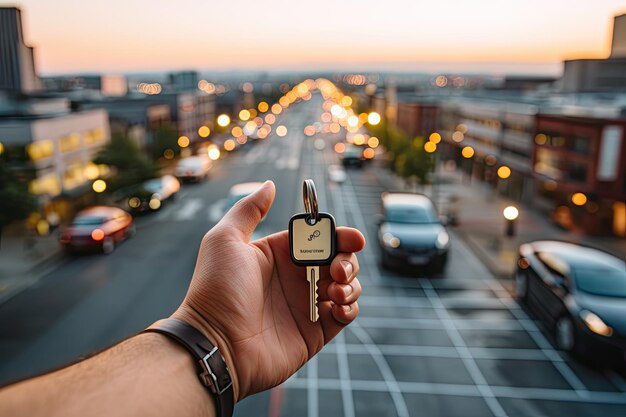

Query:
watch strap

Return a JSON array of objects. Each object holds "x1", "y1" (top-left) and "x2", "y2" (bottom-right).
[{"x1": 144, "y1": 318, "x2": 234, "y2": 417}]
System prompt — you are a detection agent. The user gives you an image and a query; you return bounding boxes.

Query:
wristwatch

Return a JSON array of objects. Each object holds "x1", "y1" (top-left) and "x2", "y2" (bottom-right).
[{"x1": 144, "y1": 318, "x2": 234, "y2": 417}]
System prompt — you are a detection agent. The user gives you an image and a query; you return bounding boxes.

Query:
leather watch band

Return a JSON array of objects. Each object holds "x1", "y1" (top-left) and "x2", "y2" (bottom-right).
[{"x1": 144, "y1": 318, "x2": 234, "y2": 417}]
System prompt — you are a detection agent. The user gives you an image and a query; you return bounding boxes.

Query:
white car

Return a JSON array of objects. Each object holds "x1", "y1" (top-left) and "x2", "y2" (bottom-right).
[
  {"x1": 328, "y1": 164, "x2": 347, "y2": 183},
  {"x1": 175, "y1": 156, "x2": 212, "y2": 182},
  {"x1": 143, "y1": 175, "x2": 180, "y2": 201}
]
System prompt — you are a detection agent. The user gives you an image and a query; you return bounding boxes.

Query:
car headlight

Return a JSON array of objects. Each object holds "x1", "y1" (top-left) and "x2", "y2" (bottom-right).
[
  {"x1": 580, "y1": 310, "x2": 613, "y2": 337},
  {"x1": 382, "y1": 232, "x2": 401, "y2": 248},
  {"x1": 436, "y1": 231, "x2": 450, "y2": 249}
]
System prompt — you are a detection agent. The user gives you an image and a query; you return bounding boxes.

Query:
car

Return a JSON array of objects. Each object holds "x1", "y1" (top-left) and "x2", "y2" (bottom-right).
[
  {"x1": 516, "y1": 241, "x2": 626, "y2": 364},
  {"x1": 327, "y1": 164, "x2": 347, "y2": 183},
  {"x1": 175, "y1": 156, "x2": 212, "y2": 182},
  {"x1": 340, "y1": 144, "x2": 364, "y2": 168},
  {"x1": 59, "y1": 206, "x2": 134, "y2": 254},
  {"x1": 377, "y1": 192, "x2": 450, "y2": 273},
  {"x1": 123, "y1": 175, "x2": 180, "y2": 213}
]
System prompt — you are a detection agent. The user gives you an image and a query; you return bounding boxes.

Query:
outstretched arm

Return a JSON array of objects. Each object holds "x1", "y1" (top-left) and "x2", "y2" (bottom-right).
[{"x1": 0, "y1": 181, "x2": 366, "y2": 417}]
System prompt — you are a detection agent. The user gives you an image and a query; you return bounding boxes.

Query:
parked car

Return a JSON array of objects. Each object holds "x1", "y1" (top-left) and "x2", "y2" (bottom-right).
[
  {"x1": 60, "y1": 206, "x2": 134, "y2": 254},
  {"x1": 377, "y1": 192, "x2": 449, "y2": 273},
  {"x1": 516, "y1": 241, "x2": 626, "y2": 363},
  {"x1": 340, "y1": 144, "x2": 364, "y2": 168},
  {"x1": 327, "y1": 164, "x2": 347, "y2": 183},
  {"x1": 175, "y1": 156, "x2": 212, "y2": 182},
  {"x1": 122, "y1": 175, "x2": 180, "y2": 213}
]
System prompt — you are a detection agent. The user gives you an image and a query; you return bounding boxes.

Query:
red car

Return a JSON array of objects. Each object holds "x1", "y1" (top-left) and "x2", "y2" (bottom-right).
[{"x1": 60, "y1": 206, "x2": 135, "y2": 254}]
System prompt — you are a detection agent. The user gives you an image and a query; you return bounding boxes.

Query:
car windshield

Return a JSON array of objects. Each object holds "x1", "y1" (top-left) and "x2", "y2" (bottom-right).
[
  {"x1": 143, "y1": 179, "x2": 162, "y2": 193},
  {"x1": 386, "y1": 206, "x2": 437, "y2": 224},
  {"x1": 72, "y1": 216, "x2": 106, "y2": 226},
  {"x1": 574, "y1": 267, "x2": 626, "y2": 297}
]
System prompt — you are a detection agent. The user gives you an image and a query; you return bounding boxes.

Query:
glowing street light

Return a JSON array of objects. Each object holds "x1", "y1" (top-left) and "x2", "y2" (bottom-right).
[
  {"x1": 92, "y1": 179, "x2": 107, "y2": 193},
  {"x1": 461, "y1": 146, "x2": 474, "y2": 158},
  {"x1": 217, "y1": 114, "x2": 230, "y2": 127},
  {"x1": 503, "y1": 205, "x2": 519, "y2": 237},
  {"x1": 424, "y1": 141, "x2": 437, "y2": 153},
  {"x1": 367, "y1": 112, "x2": 381, "y2": 125},
  {"x1": 497, "y1": 166, "x2": 511, "y2": 179},
  {"x1": 571, "y1": 192, "x2": 587, "y2": 206},
  {"x1": 177, "y1": 135, "x2": 190, "y2": 148}
]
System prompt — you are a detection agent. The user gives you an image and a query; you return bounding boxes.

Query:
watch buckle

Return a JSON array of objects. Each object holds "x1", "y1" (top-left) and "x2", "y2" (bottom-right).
[{"x1": 199, "y1": 347, "x2": 233, "y2": 395}]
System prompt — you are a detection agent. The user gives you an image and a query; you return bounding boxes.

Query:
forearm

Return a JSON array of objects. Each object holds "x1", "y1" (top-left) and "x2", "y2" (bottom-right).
[{"x1": 0, "y1": 333, "x2": 215, "y2": 417}]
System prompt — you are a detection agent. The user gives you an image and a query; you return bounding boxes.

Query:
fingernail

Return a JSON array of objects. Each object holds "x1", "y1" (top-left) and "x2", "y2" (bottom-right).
[
  {"x1": 342, "y1": 304, "x2": 352, "y2": 313},
  {"x1": 342, "y1": 284, "x2": 353, "y2": 296},
  {"x1": 341, "y1": 261, "x2": 353, "y2": 278}
]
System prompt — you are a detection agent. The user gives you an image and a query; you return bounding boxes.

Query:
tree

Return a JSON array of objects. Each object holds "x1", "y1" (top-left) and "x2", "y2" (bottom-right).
[
  {"x1": 151, "y1": 124, "x2": 180, "y2": 159},
  {"x1": 0, "y1": 162, "x2": 36, "y2": 249},
  {"x1": 394, "y1": 136, "x2": 435, "y2": 187},
  {"x1": 93, "y1": 135, "x2": 159, "y2": 192}
]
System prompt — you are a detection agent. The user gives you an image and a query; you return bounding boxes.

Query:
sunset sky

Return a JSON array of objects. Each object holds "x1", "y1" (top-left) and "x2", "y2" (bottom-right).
[{"x1": 10, "y1": 0, "x2": 626, "y2": 75}]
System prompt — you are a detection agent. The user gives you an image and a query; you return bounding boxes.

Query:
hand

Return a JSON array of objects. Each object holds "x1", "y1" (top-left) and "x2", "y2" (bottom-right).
[{"x1": 172, "y1": 181, "x2": 365, "y2": 401}]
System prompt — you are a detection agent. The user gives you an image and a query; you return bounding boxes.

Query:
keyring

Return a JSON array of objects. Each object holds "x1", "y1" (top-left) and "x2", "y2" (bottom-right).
[{"x1": 303, "y1": 179, "x2": 319, "y2": 224}]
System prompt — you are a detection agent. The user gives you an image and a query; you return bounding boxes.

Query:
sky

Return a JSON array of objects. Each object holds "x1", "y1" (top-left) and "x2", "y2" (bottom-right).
[{"x1": 9, "y1": 0, "x2": 626, "y2": 76}]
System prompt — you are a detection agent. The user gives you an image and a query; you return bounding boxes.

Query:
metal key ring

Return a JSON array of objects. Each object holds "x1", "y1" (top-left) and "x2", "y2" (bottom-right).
[{"x1": 303, "y1": 179, "x2": 319, "y2": 224}]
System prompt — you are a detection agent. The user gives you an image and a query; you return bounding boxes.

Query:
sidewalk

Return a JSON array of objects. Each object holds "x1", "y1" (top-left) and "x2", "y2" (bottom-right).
[
  {"x1": 373, "y1": 161, "x2": 626, "y2": 281},
  {"x1": 0, "y1": 225, "x2": 64, "y2": 304}
]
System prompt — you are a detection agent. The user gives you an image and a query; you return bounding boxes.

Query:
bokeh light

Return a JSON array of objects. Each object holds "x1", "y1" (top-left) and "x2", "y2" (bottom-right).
[
  {"x1": 92, "y1": 179, "x2": 107, "y2": 193},
  {"x1": 217, "y1": 115, "x2": 230, "y2": 127}
]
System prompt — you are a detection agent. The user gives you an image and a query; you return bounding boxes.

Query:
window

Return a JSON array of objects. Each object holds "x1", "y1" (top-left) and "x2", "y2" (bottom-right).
[
  {"x1": 570, "y1": 135, "x2": 591, "y2": 154},
  {"x1": 568, "y1": 162, "x2": 587, "y2": 183},
  {"x1": 59, "y1": 133, "x2": 81, "y2": 153},
  {"x1": 26, "y1": 140, "x2": 54, "y2": 161}
]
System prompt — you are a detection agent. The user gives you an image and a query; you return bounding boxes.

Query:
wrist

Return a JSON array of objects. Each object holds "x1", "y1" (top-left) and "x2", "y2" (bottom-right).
[{"x1": 170, "y1": 307, "x2": 242, "y2": 402}]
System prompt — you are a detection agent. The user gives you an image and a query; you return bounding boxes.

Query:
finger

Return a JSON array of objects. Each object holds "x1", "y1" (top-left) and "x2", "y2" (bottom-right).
[
  {"x1": 326, "y1": 277, "x2": 362, "y2": 305},
  {"x1": 336, "y1": 227, "x2": 366, "y2": 253},
  {"x1": 332, "y1": 302, "x2": 359, "y2": 325},
  {"x1": 219, "y1": 180, "x2": 275, "y2": 240},
  {"x1": 329, "y1": 253, "x2": 359, "y2": 284}
]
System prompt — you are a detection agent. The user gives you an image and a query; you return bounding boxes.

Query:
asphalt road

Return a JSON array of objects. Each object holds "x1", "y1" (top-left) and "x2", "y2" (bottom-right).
[{"x1": 1, "y1": 97, "x2": 626, "y2": 417}]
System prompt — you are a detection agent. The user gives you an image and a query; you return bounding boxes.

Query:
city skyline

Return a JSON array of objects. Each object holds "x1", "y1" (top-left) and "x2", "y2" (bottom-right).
[{"x1": 7, "y1": 0, "x2": 626, "y2": 75}]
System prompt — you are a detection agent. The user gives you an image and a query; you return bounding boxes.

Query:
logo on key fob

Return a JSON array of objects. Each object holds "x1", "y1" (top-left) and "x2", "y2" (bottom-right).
[{"x1": 308, "y1": 230, "x2": 321, "y2": 241}]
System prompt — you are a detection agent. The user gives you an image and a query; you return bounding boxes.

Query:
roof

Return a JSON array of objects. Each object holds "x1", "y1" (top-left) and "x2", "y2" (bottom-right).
[
  {"x1": 382, "y1": 192, "x2": 434, "y2": 208},
  {"x1": 530, "y1": 241, "x2": 625, "y2": 270}
]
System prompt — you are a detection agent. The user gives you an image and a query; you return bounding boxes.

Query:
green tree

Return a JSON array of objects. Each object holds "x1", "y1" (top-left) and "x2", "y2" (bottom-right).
[
  {"x1": 395, "y1": 136, "x2": 435, "y2": 186},
  {"x1": 0, "y1": 162, "x2": 36, "y2": 248},
  {"x1": 93, "y1": 135, "x2": 159, "y2": 192},
  {"x1": 151, "y1": 124, "x2": 180, "y2": 159}
]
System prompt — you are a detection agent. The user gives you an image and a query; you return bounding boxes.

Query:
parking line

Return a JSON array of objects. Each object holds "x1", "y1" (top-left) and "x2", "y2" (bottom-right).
[{"x1": 421, "y1": 280, "x2": 508, "y2": 417}]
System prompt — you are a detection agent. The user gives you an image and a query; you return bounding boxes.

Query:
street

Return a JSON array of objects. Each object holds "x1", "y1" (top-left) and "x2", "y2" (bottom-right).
[{"x1": 1, "y1": 97, "x2": 626, "y2": 417}]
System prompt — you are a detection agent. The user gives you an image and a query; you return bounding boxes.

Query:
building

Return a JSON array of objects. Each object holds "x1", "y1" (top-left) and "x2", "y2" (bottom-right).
[
  {"x1": 168, "y1": 71, "x2": 199, "y2": 92},
  {"x1": 533, "y1": 114, "x2": 626, "y2": 236},
  {"x1": 562, "y1": 14, "x2": 626, "y2": 92},
  {"x1": 42, "y1": 74, "x2": 128, "y2": 97},
  {"x1": 0, "y1": 7, "x2": 39, "y2": 94},
  {"x1": 0, "y1": 98, "x2": 111, "y2": 220}
]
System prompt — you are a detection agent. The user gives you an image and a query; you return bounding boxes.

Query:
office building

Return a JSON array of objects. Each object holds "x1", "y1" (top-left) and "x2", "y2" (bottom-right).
[{"x1": 0, "y1": 7, "x2": 39, "y2": 94}]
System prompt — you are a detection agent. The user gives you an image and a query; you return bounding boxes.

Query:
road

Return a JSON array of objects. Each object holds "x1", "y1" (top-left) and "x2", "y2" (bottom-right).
[{"x1": 1, "y1": 96, "x2": 626, "y2": 416}]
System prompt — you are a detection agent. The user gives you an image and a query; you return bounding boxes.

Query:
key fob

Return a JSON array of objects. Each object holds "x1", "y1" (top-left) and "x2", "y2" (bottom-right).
[{"x1": 289, "y1": 212, "x2": 337, "y2": 267}]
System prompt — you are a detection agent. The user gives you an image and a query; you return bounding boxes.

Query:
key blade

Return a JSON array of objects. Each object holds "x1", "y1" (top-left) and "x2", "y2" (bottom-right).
[{"x1": 307, "y1": 266, "x2": 319, "y2": 322}]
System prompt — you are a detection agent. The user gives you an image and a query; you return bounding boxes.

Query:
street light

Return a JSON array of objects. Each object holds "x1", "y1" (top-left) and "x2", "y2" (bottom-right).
[
  {"x1": 503, "y1": 205, "x2": 519, "y2": 237},
  {"x1": 367, "y1": 112, "x2": 381, "y2": 125},
  {"x1": 92, "y1": 179, "x2": 107, "y2": 193},
  {"x1": 216, "y1": 114, "x2": 230, "y2": 127}
]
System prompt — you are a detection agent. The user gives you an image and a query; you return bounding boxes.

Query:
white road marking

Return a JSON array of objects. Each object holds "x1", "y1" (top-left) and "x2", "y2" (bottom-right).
[
  {"x1": 208, "y1": 199, "x2": 226, "y2": 223},
  {"x1": 172, "y1": 198, "x2": 204, "y2": 221}
]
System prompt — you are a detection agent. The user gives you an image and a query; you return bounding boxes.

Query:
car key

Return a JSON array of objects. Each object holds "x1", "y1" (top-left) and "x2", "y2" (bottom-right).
[{"x1": 289, "y1": 179, "x2": 337, "y2": 322}]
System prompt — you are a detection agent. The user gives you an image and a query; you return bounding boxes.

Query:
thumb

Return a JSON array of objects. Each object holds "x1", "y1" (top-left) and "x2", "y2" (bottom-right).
[{"x1": 220, "y1": 180, "x2": 276, "y2": 240}]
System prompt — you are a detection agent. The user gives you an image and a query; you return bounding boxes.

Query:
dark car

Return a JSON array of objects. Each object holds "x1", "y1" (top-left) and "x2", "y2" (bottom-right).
[
  {"x1": 340, "y1": 144, "x2": 364, "y2": 168},
  {"x1": 516, "y1": 241, "x2": 626, "y2": 363},
  {"x1": 59, "y1": 206, "x2": 135, "y2": 254},
  {"x1": 377, "y1": 193, "x2": 450, "y2": 273},
  {"x1": 123, "y1": 175, "x2": 181, "y2": 213}
]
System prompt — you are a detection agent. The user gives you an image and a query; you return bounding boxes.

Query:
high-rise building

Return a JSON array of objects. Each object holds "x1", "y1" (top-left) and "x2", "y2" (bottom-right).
[
  {"x1": 0, "y1": 7, "x2": 39, "y2": 94},
  {"x1": 610, "y1": 13, "x2": 626, "y2": 58}
]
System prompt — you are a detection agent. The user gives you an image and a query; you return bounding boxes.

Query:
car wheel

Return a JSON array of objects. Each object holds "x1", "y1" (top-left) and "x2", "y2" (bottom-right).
[
  {"x1": 102, "y1": 237, "x2": 115, "y2": 254},
  {"x1": 515, "y1": 269, "x2": 528, "y2": 302},
  {"x1": 555, "y1": 316, "x2": 575, "y2": 352},
  {"x1": 432, "y1": 254, "x2": 448, "y2": 275}
]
